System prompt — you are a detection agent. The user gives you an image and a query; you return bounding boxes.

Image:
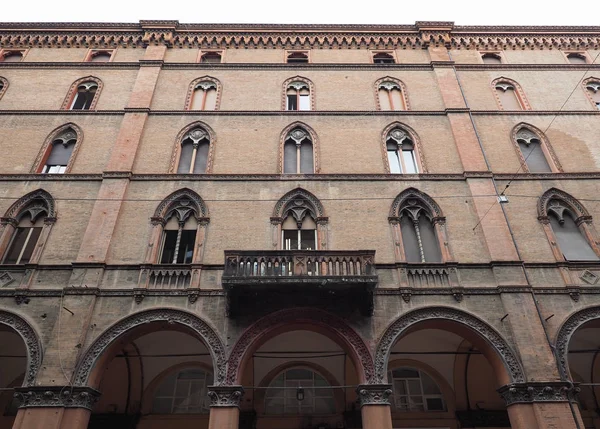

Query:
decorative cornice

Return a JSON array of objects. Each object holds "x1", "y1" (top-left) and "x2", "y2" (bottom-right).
[
  {"x1": 497, "y1": 382, "x2": 578, "y2": 405},
  {"x1": 14, "y1": 386, "x2": 101, "y2": 410},
  {"x1": 207, "y1": 385, "x2": 244, "y2": 408},
  {"x1": 356, "y1": 384, "x2": 393, "y2": 407}
]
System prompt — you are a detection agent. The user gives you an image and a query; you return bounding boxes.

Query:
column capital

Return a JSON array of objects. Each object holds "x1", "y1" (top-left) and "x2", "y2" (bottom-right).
[
  {"x1": 14, "y1": 386, "x2": 101, "y2": 410},
  {"x1": 356, "y1": 384, "x2": 393, "y2": 407},
  {"x1": 497, "y1": 382, "x2": 579, "y2": 406},
  {"x1": 207, "y1": 385, "x2": 244, "y2": 408}
]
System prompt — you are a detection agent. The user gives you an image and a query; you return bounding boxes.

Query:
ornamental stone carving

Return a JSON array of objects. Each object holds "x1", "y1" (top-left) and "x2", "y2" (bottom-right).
[
  {"x1": 226, "y1": 308, "x2": 375, "y2": 385},
  {"x1": 273, "y1": 188, "x2": 325, "y2": 220},
  {"x1": 14, "y1": 386, "x2": 101, "y2": 410},
  {"x1": 4, "y1": 189, "x2": 56, "y2": 221},
  {"x1": 389, "y1": 188, "x2": 442, "y2": 218},
  {"x1": 497, "y1": 382, "x2": 577, "y2": 405},
  {"x1": 153, "y1": 188, "x2": 209, "y2": 220},
  {"x1": 0, "y1": 311, "x2": 42, "y2": 386},
  {"x1": 356, "y1": 384, "x2": 393, "y2": 407},
  {"x1": 73, "y1": 309, "x2": 226, "y2": 386},
  {"x1": 207, "y1": 385, "x2": 244, "y2": 408},
  {"x1": 537, "y1": 188, "x2": 589, "y2": 220},
  {"x1": 374, "y1": 307, "x2": 525, "y2": 383}
]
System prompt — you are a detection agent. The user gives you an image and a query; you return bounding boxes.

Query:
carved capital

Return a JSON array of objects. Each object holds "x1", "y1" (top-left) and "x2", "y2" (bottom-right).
[
  {"x1": 14, "y1": 386, "x2": 101, "y2": 410},
  {"x1": 497, "y1": 382, "x2": 578, "y2": 405},
  {"x1": 270, "y1": 217, "x2": 283, "y2": 225},
  {"x1": 388, "y1": 216, "x2": 401, "y2": 225},
  {"x1": 207, "y1": 385, "x2": 244, "y2": 408},
  {"x1": 0, "y1": 217, "x2": 18, "y2": 227},
  {"x1": 150, "y1": 216, "x2": 166, "y2": 226},
  {"x1": 356, "y1": 384, "x2": 393, "y2": 407},
  {"x1": 537, "y1": 215, "x2": 551, "y2": 225},
  {"x1": 316, "y1": 217, "x2": 329, "y2": 225}
]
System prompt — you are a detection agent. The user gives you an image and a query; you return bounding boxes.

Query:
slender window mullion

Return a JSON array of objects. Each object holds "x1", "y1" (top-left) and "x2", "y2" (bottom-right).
[
  {"x1": 387, "y1": 90, "x2": 395, "y2": 110},
  {"x1": 296, "y1": 90, "x2": 300, "y2": 111},
  {"x1": 172, "y1": 223, "x2": 184, "y2": 264},
  {"x1": 398, "y1": 144, "x2": 407, "y2": 173},
  {"x1": 201, "y1": 90, "x2": 207, "y2": 111},
  {"x1": 296, "y1": 143, "x2": 301, "y2": 173},
  {"x1": 297, "y1": 230, "x2": 301, "y2": 250},
  {"x1": 189, "y1": 144, "x2": 199, "y2": 174},
  {"x1": 413, "y1": 219, "x2": 426, "y2": 262},
  {"x1": 15, "y1": 228, "x2": 34, "y2": 265}
]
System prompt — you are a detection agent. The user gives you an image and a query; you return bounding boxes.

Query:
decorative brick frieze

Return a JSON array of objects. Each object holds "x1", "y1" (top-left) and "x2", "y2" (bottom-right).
[
  {"x1": 497, "y1": 382, "x2": 579, "y2": 405},
  {"x1": 207, "y1": 385, "x2": 244, "y2": 408},
  {"x1": 356, "y1": 384, "x2": 393, "y2": 407},
  {"x1": 14, "y1": 386, "x2": 101, "y2": 410}
]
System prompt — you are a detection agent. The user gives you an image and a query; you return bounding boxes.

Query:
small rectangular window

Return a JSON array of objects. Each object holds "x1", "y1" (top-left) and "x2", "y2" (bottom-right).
[
  {"x1": 0, "y1": 50, "x2": 26, "y2": 63},
  {"x1": 199, "y1": 51, "x2": 223, "y2": 64},
  {"x1": 286, "y1": 51, "x2": 309, "y2": 64},
  {"x1": 372, "y1": 51, "x2": 396, "y2": 64}
]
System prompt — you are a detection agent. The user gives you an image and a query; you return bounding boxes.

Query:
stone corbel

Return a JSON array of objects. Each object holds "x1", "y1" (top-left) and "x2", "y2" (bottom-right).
[
  {"x1": 497, "y1": 382, "x2": 579, "y2": 406},
  {"x1": 207, "y1": 385, "x2": 244, "y2": 408},
  {"x1": 14, "y1": 386, "x2": 101, "y2": 410},
  {"x1": 356, "y1": 384, "x2": 393, "y2": 407}
]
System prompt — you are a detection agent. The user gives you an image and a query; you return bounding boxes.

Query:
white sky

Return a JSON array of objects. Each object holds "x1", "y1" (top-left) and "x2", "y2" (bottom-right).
[{"x1": 1, "y1": 0, "x2": 599, "y2": 25}]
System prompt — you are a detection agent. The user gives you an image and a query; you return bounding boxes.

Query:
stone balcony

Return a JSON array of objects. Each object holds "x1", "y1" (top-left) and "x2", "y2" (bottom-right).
[{"x1": 221, "y1": 250, "x2": 378, "y2": 317}]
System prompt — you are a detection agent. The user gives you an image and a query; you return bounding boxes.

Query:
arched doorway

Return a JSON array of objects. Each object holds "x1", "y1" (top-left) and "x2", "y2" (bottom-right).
[
  {"x1": 228, "y1": 308, "x2": 374, "y2": 429},
  {"x1": 376, "y1": 307, "x2": 525, "y2": 429},
  {"x1": 73, "y1": 309, "x2": 225, "y2": 429}
]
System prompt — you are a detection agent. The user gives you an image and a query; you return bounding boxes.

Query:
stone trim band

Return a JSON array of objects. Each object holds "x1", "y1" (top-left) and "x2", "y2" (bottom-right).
[
  {"x1": 14, "y1": 386, "x2": 101, "y2": 410},
  {"x1": 497, "y1": 382, "x2": 579, "y2": 405}
]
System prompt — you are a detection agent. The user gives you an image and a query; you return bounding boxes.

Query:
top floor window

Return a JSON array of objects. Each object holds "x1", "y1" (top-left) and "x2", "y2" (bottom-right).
[
  {"x1": 0, "y1": 50, "x2": 25, "y2": 62},
  {"x1": 86, "y1": 50, "x2": 113, "y2": 62},
  {"x1": 481, "y1": 52, "x2": 502, "y2": 64},
  {"x1": 200, "y1": 51, "x2": 222, "y2": 64},
  {"x1": 373, "y1": 52, "x2": 396, "y2": 64},
  {"x1": 286, "y1": 81, "x2": 311, "y2": 111},
  {"x1": 286, "y1": 51, "x2": 309, "y2": 64},
  {"x1": 388, "y1": 367, "x2": 445, "y2": 412},
  {"x1": 566, "y1": 52, "x2": 588, "y2": 64},
  {"x1": 377, "y1": 79, "x2": 408, "y2": 111},
  {"x1": 584, "y1": 79, "x2": 600, "y2": 110}
]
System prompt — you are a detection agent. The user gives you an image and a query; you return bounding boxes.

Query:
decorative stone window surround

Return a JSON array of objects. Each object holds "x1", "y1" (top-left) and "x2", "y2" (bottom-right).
[
  {"x1": 388, "y1": 188, "x2": 452, "y2": 263},
  {"x1": 83, "y1": 49, "x2": 115, "y2": 62},
  {"x1": 0, "y1": 49, "x2": 28, "y2": 62},
  {"x1": 60, "y1": 76, "x2": 103, "y2": 110},
  {"x1": 282, "y1": 76, "x2": 315, "y2": 111},
  {"x1": 184, "y1": 76, "x2": 222, "y2": 110},
  {"x1": 510, "y1": 123, "x2": 562, "y2": 173},
  {"x1": 381, "y1": 122, "x2": 426, "y2": 174},
  {"x1": 31, "y1": 123, "x2": 83, "y2": 174},
  {"x1": 168, "y1": 121, "x2": 216, "y2": 174},
  {"x1": 0, "y1": 76, "x2": 8, "y2": 101},
  {"x1": 491, "y1": 76, "x2": 531, "y2": 110},
  {"x1": 582, "y1": 77, "x2": 600, "y2": 110},
  {"x1": 197, "y1": 50, "x2": 225, "y2": 63},
  {"x1": 278, "y1": 122, "x2": 320, "y2": 174},
  {"x1": 374, "y1": 76, "x2": 410, "y2": 111}
]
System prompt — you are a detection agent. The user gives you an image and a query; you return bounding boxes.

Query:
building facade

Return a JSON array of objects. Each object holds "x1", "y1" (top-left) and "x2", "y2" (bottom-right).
[{"x1": 0, "y1": 20, "x2": 599, "y2": 429}]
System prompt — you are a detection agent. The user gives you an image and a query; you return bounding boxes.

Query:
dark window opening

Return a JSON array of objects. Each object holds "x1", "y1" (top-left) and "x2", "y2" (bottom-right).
[
  {"x1": 160, "y1": 229, "x2": 197, "y2": 264},
  {"x1": 201, "y1": 52, "x2": 222, "y2": 63},
  {"x1": 373, "y1": 53, "x2": 395, "y2": 64},
  {"x1": 3, "y1": 227, "x2": 42, "y2": 264},
  {"x1": 481, "y1": 53, "x2": 502, "y2": 64},
  {"x1": 2, "y1": 51, "x2": 24, "y2": 62},
  {"x1": 287, "y1": 52, "x2": 309, "y2": 64},
  {"x1": 89, "y1": 51, "x2": 112, "y2": 62},
  {"x1": 567, "y1": 53, "x2": 587, "y2": 64},
  {"x1": 70, "y1": 83, "x2": 98, "y2": 110}
]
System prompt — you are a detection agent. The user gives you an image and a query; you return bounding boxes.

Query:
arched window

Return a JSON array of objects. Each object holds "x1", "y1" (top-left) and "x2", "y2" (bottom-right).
[
  {"x1": 492, "y1": 78, "x2": 529, "y2": 110},
  {"x1": 377, "y1": 79, "x2": 408, "y2": 111},
  {"x1": 152, "y1": 368, "x2": 213, "y2": 414},
  {"x1": 388, "y1": 367, "x2": 445, "y2": 412},
  {"x1": 0, "y1": 50, "x2": 24, "y2": 62},
  {"x1": 189, "y1": 81, "x2": 218, "y2": 111},
  {"x1": 158, "y1": 196, "x2": 205, "y2": 264},
  {"x1": 41, "y1": 127, "x2": 78, "y2": 174},
  {"x1": 0, "y1": 189, "x2": 55, "y2": 266},
  {"x1": 538, "y1": 189, "x2": 600, "y2": 262},
  {"x1": 566, "y1": 53, "x2": 588, "y2": 64},
  {"x1": 70, "y1": 82, "x2": 98, "y2": 110},
  {"x1": 286, "y1": 51, "x2": 309, "y2": 64},
  {"x1": 584, "y1": 79, "x2": 600, "y2": 110},
  {"x1": 399, "y1": 200, "x2": 442, "y2": 263},
  {"x1": 86, "y1": 50, "x2": 113, "y2": 62},
  {"x1": 0, "y1": 77, "x2": 7, "y2": 101},
  {"x1": 200, "y1": 51, "x2": 222, "y2": 63},
  {"x1": 286, "y1": 81, "x2": 311, "y2": 111},
  {"x1": 283, "y1": 128, "x2": 314, "y2": 174},
  {"x1": 385, "y1": 127, "x2": 418, "y2": 174},
  {"x1": 481, "y1": 53, "x2": 502, "y2": 64},
  {"x1": 264, "y1": 368, "x2": 335, "y2": 415},
  {"x1": 176, "y1": 127, "x2": 211, "y2": 174},
  {"x1": 514, "y1": 127, "x2": 552, "y2": 173},
  {"x1": 373, "y1": 52, "x2": 395, "y2": 64}
]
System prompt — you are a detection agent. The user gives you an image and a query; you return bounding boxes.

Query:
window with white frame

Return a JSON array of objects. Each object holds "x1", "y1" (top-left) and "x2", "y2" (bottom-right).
[
  {"x1": 152, "y1": 368, "x2": 213, "y2": 414},
  {"x1": 286, "y1": 81, "x2": 311, "y2": 111},
  {"x1": 388, "y1": 367, "x2": 445, "y2": 412},
  {"x1": 265, "y1": 368, "x2": 335, "y2": 415},
  {"x1": 386, "y1": 128, "x2": 418, "y2": 174},
  {"x1": 283, "y1": 128, "x2": 314, "y2": 174},
  {"x1": 2, "y1": 213, "x2": 45, "y2": 265},
  {"x1": 42, "y1": 128, "x2": 78, "y2": 174},
  {"x1": 69, "y1": 82, "x2": 98, "y2": 110}
]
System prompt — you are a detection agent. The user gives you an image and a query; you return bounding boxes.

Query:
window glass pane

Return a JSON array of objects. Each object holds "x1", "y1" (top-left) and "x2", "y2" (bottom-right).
[
  {"x1": 160, "y1": 230, "x2": 179, "y2": 263},
  {"x1": 177, "y1": 141, "x2": 194, "y2": 174},
  {"x1": 300, "y1": 230, "x2": 316, "y2": 250},
  {"x1": 393, "y1": 368, "x2": 419, "y2": 378},
  {"x1": 177, "y1": 230, "x2": 197, "y2": 264},
  {"x1": 156, "y1": 373, "x2": 177, "y2": 396},
  {"x1": 497, "y1": 87, "x2": 522, "y2": 110},
  {"x1": 300, "y1": 141, "x2": 314, "y2": 174},
  {"x1": 201, "y1": 53, "x2": 221, "y2": 63},
  {"x1": 518, "y1": 141, "x2": 551, "y2": 173},
  {"x1": 287, "y1": 94, "x2": 298, "y2": 111},
  {"x1": 283, "y1": 229, "x2": 298, "y2": 250},
  {"x1": 152, "y1": 397, "x2": 172, "y2": 414},
  {"x1": 71, "y1": 93, "x2": 87, "y2": 110},
  {"x1": 387, "y1": 150, "x2": 401, "y2": 174},
  {"x1": 284, "y1": 140, "x2": 297, "y2": 173},
  {"x1": 19, "y1": 227, "x2": 42, "y2": 264},
  {"x1": 299, "y1": 94, "x2": 311, "y2": 111},
  {"x1": 4, "y1": 228, "x2": 30, "y2": 264},
  {"x1": 402, "y1": 149, "x2": 418, "y2": 174},
  {"x1": 204, "y1": 88, "x2": 217, "y2": 110},
  {"x1": 46, "y1": 142, "x2": 74, "y2": 166},
  {"x1": 550, "y1": 212, "x2": 599, "y2": 261},
  {"x1": 421, "y1": 372, "x2": 441, "y2": 394},
  {"x1": 286, "y1": 369, "x2": 312, "y2": 380},
  {"x1": 419, "y1": 216, "x2": 442, "y2": 262},
  {"x1": 426, "y1": 397, "x2": 444, "y2": 410},
  {"x1": 400, "y1": 216, "x2": 421, "y2": 262},
  {"x1": 193, "y1": 140, "x2": 210, "y2": 174}
]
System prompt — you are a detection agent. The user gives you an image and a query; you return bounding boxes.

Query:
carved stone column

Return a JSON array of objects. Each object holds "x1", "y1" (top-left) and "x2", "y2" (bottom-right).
[
  {"x1": 356, "y1": 384, "x2": 393, "y2": 429},
  {"x1": 207, "y1": 386, "x2": 244, "y2": 429},
  {"x1": 11, "y1": 386, "x2": 100, "y2": 429},
  {"x1": 498, "y1": 382, "x2": 582, "y2": 429}
]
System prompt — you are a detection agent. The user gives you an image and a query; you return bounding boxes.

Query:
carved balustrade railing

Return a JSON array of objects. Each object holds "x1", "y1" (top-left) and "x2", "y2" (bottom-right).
[
  {"x1": 138, "y1": 264, "x2": 200, "y2": 289},
  {"x1": 398, "y1": 263, "x2": 460, "y2": 289}
]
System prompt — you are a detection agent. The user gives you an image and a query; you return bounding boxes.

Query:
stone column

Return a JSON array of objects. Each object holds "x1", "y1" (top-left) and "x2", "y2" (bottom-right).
[
  {"x1": 356, "y1": 384, "x2": 393, "y2": 429},
  {"x1": 498, "y1": 382, "x2": 582, "y2": 429},
  {"x1": 11, "y1": 386, "x2": 100, "y2": 429},
  {"x1": 207, "y1": 385, "x2": 244, "y2": 429}
]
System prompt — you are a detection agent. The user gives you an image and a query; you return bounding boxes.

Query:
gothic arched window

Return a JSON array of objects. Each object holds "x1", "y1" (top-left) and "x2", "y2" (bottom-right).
[
  {"x1": 152, "y1": 368, "x2": 213, "y2": 414},
  {"x1": 177, "y1": 127, "x2": 211, "y2": 174},
  {"x1": 493, "y1": 78, "x2": 529, "y2": 110},
  {"x1": 377, "y1": 79, "x2": 408, "y2": 111},
  {"x1": 38, "y1": 126, "x2": 80, "y2": 174},
  {"x1": 283, "y1": 128, "x2": 314, "y2": 174},
  {"x1": 584, "y1": 79, "x2": 600, "y2": 110},
  {"x1": 514, "y1": 126, "x2": 553, "y2": 173},
  {"x1": 187, "y1": 79, "x2": 219, "y2": 111},
  {"x1": 286, "y1": 81, "x2": 311, "y2": 111},
  {"x1": 399, "y1": 200, "x2": 442, "y2": 263},
  {"x1": 70, "y1": 82, "x2": 98, "y2": 110},
  {"x1": 0, "y1": 77, "x2": 8, "y2": 101},
  {"x1": 385, "y1": 127, "x2": 419, "y2": 174}
]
